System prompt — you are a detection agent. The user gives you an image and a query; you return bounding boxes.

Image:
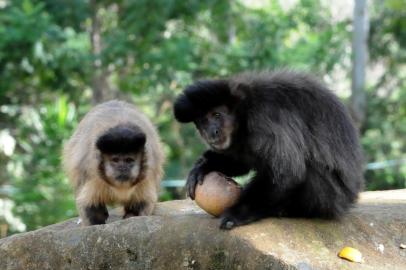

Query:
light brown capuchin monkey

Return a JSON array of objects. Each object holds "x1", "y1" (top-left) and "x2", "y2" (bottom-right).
[{"x1": 63, "y1": 100, "x2": 165, "y2": 225}]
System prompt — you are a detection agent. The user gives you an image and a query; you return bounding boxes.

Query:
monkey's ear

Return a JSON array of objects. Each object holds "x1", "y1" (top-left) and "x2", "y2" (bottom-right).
[
  {"x1": 173, "y1": 80, "x2": 232, "y2": 123},
  {"x1": 96, "y1": 126, "x2": 146, "y2": 154}
]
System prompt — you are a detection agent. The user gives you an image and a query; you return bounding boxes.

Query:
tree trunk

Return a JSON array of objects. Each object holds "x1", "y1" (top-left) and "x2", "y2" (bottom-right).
[
  {"x1": 90, "y1": 0, "x2": 110, "y2": 105},
  {"x1": 351, "y1": 0, "x2": 369, "y2": 128}
]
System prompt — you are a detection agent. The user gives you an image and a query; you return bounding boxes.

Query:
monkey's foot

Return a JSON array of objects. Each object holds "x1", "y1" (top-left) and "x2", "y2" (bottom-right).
[
  {"x1": 123, "y1": 201, "x2": 151, "y2": 218},
  {"x1": 219, "y1": 207, "x2": 258, "y2": 230},
  {"x1": 123, "y1": 212, "x2": 137, "y2": 219}
]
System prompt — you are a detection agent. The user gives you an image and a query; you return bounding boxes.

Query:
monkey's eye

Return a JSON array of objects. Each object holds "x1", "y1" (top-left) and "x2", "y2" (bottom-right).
[
  {"x1": 195, "y1": 117, "x2": 206, "y2": 126},
  {"x1": 112, "y1": 157, "x2": 120, "y2": 163},
  {"x1": 214, "y1": 112, "x2": 221, "y2": 119},
  {"x1": 125, "y1": 157, "x2": 135, "y2": 163}
]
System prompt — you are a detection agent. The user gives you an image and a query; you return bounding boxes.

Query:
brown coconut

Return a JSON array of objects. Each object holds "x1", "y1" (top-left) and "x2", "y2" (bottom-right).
[{"x1": 194, "y1": 172, "x2": 241, "y2": 217}]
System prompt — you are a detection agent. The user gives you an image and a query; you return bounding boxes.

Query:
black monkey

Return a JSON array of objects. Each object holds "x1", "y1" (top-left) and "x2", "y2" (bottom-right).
[{"x1": 174, "y1": 70, "x2": 363, "y2": 230}]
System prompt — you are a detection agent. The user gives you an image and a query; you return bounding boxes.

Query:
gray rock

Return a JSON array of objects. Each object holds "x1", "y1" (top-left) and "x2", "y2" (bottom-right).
[{"x1": 1, "y1": 189, "x2": 406, "y2": 270}]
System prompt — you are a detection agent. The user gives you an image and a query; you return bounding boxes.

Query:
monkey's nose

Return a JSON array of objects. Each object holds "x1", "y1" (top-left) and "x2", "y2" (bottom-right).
[{"x1": 210, "y1": 129, "x2": 220, "y2": 139}]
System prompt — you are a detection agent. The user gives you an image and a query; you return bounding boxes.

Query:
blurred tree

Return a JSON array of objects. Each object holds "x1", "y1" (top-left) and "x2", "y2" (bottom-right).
[
  {"x1": 362, "y1": 0, "x2": 406, "y2": 189},
  {"x1": 0, "y1": 0, "x2": 89, "y2": 231},
  {"x1": 351, "y1": 0, "x2": 368, "y2": 127}
]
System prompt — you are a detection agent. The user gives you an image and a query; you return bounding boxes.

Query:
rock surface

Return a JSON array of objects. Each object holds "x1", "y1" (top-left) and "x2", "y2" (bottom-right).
[{"x1": 1, "y1": 189, "x2": 406, "y2": 270}]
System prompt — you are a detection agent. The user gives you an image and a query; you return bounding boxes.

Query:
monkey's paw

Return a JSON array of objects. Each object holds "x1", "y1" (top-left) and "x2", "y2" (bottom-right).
[
  {"x1": 186, "y1": 165, "x2": 208, "y2": 199},
  {"x1": 219, "y1": 215, "x2": 239, "y2": 230},
  {"x1": 219, "y1": 208, "x2": 256, "y2": 230}
]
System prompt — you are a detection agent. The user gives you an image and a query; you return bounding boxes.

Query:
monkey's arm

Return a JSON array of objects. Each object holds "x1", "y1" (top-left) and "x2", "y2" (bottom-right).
[{"x1": 186, "y1": 150, "x2": 250, "y2": 199}]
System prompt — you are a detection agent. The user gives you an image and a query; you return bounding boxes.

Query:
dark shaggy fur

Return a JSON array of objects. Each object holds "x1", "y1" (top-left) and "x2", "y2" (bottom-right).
[
  {"x1": 96, "y1": 124, "x2": 146, "y2": 154},
  {"x1": 174, "y1": 80, "x2": 238, "y2": 123},
  {"x1": 174, "y1": 70, "x2": 364, "y2": 229}
]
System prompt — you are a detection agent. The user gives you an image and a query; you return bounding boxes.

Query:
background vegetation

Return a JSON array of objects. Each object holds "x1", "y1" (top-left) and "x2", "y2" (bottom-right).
[{"x1": 0, "y1": 0, "x2": 405, "y2": 235}]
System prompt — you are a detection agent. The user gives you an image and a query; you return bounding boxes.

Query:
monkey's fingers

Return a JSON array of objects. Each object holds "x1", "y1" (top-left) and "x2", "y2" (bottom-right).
[
  {"x1": 187, "y1": 160, "x2": 208, "y2": 199},
  {"x1": 186, "y1": 170, "x2": 199, "y2": 200},
  {"x1": 196, "y1": 171, "x2": 205, "y2": 185}
]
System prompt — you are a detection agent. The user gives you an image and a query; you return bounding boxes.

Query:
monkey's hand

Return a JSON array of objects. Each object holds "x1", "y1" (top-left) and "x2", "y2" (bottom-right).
[{"x1": 186, "y1": 157, "x2": 210, "y2": 200}]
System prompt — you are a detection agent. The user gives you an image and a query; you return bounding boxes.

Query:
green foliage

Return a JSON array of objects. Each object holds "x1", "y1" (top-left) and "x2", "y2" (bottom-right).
[
  {"x1": 9, "y1": 97, "x2": 78, "y2": 230},
  {"x1": 362, "y1": 0, "x2": 406, "y2": 189},
  {"x1": 0, "y1": 0, "x2": 404, "y2": 233}
]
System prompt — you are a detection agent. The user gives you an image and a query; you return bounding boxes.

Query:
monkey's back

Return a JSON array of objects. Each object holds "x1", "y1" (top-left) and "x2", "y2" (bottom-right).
[{"x1": 232, "y1": 71, "x2": 363, "y2": 192}]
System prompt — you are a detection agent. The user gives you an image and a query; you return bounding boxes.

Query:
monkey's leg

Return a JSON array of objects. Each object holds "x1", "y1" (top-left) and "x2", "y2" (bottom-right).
[
  {"x1": 80, "y1": 204, "x2": 109, "y2": 225},
  {"x1": 123, "y1": 201, "x2": 154, "y2": 218},
  {"x1": 219, "y1": 173, "x2": 301, "y2": 230},
  {"x1": 290, "y1": 165, "x2": 357, "y2": 219}
]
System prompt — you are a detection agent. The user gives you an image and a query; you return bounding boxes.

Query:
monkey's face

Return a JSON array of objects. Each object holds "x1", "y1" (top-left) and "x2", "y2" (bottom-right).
[
  {"x1": 195, "y1": 106, "x2": 235, "y2": 151},
  {"x1": 101, "y1": 153, "x2": 144, "y2": 186}
]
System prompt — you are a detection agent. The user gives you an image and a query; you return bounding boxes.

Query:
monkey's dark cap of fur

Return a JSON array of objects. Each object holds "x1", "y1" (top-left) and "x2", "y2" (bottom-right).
[
  {"x1": 96, "y1": 125, "x2": 146, "y2": 154},
  {"x1": 174, "y1": 80, "x2": 232, "y2": 123}
]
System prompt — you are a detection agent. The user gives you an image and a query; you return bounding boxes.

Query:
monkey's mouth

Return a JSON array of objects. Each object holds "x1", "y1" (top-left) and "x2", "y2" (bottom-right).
[
  {"x1": 209, "y1": 137, "x2": 230, "y2": 150},
  {"x1": 115, "y1": 174, "x2": 131, "y2": 182},
  {"x1": 208, "y1": 138, "x2": 223, "y2": 145}
]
